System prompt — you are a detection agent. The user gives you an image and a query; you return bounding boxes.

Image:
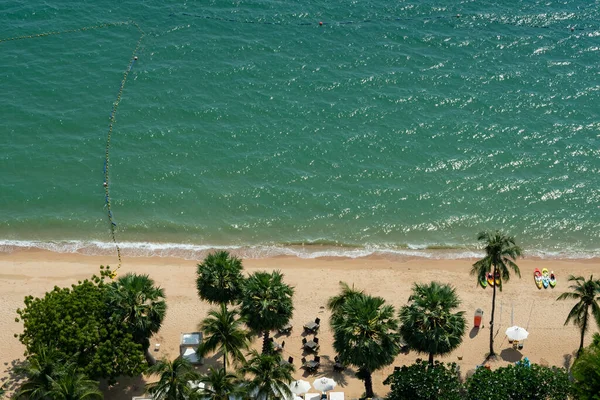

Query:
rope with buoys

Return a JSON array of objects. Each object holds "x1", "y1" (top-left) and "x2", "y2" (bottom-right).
[
  {"x1": 103, "y1": 21, "x2": 145, "y2": 275},
  {"x1": 173, "y1": 11, "x2": 592, "y2": 32},
  {"x1": 1, "y1": 20, "x2": 145, "y2": 274},
  {"x1": 0, "y1": 21, "x2": 132, "y2": 43}
]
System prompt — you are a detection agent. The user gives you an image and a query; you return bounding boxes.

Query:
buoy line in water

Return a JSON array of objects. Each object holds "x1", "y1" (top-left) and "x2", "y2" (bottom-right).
[
  {"x1": 1, "y1": 20, "x2": 146, "y2": 272},
  {"x1": 173, "y1": 11, "x2": 591, "y2": 32}
]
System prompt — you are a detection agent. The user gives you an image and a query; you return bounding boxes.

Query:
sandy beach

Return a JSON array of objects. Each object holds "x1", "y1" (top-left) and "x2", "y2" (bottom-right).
[{"x1": 1, "y1": 249, "x2": 598, "y2": 399}]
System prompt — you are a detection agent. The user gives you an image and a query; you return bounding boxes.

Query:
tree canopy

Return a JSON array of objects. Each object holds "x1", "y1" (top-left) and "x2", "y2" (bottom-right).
[
  {"x1": 16, "y1": 266, "x2": 146, "y2": 381},
  {"x1": 331, "y1": 293, "x2": 401, "y2": 398},
  {"x1": 572, "y1": 333, "x2": 600, "y2": 400},
  {"x1": 239, "y1": 271, "x2": 294, "y2": 353},
  {"x1": 399, "y1": 282, "x2": 466, "y2": 364},
  {"x1": 196, "y1": 251, "x2": 245, "y2": 305},
  {"x1": 384, "y1": 360, "x2": 463, "y2": 400}
]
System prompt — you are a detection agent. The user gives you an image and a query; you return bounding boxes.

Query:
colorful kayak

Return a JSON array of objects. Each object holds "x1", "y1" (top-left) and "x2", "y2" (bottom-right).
[
  {"x1": 487, "y1": 272, "x2": 495, "y2": 287},
  {"x1": 480, "y1": 278, "x2": 488, "y2": 288},
  {"x1": 550, "y1": 271, "x2": 557, "y2": 288},
  {"x1": 495, "y1": 271, "x2": 501, "y2": 286},
  {"x1": 542, "y1": 268, "x2": 550, "y2": 289},
  {"x1": 534, "y1": 268, "x2": 543, "y2": 289}
]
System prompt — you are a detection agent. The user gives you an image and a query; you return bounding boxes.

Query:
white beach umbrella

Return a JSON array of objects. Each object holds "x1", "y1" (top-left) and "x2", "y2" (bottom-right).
[
  {"x1": 313, "y1": 377, "x2": 337, "y2": 392},
  {"x1": 289, "y1": 380, "x2": 312, "y2": 395},
  {"x1": 505, "y1": 326, "x2": 529, "y2": 341}
]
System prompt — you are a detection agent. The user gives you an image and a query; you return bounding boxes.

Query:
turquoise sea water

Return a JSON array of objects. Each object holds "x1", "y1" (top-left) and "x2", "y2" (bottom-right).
[{"x1": 1, "y1": 0, "x2": 599, "y2": 259}]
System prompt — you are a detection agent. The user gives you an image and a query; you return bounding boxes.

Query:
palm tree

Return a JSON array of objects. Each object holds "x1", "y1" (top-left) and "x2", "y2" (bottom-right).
[
  {"x1": 14, "y1": 345, "x2": 67, "y2": 400},
  {"x1": 198, "y1": 304, "x2": 251, "y2": 373},
  {"x1": 326, "y1": 281, "x2": 364, "y2": 321},
  {"x1": 146, "y1": 358, "x2": 200, "y2": 400},
  {"x1": 197, "y1": 251, "x2": 245, "y2": 306},
  {"x1": 399, "y1": 282, "x2": 466, "y2": 365},
  {"x1": 571, "y1": 334, "x2": 600, "y2": 398},
  {"x1": 196, "y1": 367, "x2": 245, "y2": 400},
  {"x1": 47, "y1": 372, "x2": 103, "y2": 400},
  {"x1": 107, "y1": 273, "x2": 167, "y2": 366},
  {"x1": 331, "y1": 294, "x2": 401, "y2": 398},
  {"x1": 240, "y1": 350, "x2": 294, "y2": 400},
  {"x1": 557, "y1": 275, "x2": 600, "y2": 356},
  {"x1": 239, "y1": 271, "x2": 294, "y2": 354},
  {"x1": 470, "y1": 230, "x2": 522, "y2": 357}
]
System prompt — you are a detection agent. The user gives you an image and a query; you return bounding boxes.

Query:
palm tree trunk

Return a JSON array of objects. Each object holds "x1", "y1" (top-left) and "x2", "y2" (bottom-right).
[
  {"x1": 143, "y1": 339, "x2": 157, "y2": 366},
  {"x1": 488, "y1": 266, "x2": 497, "y2": 358},
  {"x1": 364, "y1": 369, "x2": 374, "y2": 399},
  {"x1": 428, "y1": 353, "x2": 434, "y2": 365},
  {"x1": 145, "y1": 347, "x2": 157, "y2": 366},
  {"x1": 262, "y1": 331, "x2": 271, "y2": 354},
  {"x1": 223, "y1": 348, "x2": 228, "y2": 374},
  {"x1": 577, "y1": 308, "x2": 588, "y2": 357}
]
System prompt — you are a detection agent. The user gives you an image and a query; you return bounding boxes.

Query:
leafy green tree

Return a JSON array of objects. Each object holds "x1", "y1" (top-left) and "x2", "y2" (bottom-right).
[
  {"x1": 239, "y1": 271, "x2": 294, "y2": 354},
  {"x1": 556, "y1": 275, "x2": 600, "y2": 356},
  {"x1": 16, "y1": 266, "x2": 146, "y2": 381},
  {"x1": 399, "y1": 282, "x2": 466, "y2": 365},
  {"x1": 198, "y1": 304, "x2": 251, "y2": 373},
  {"x1": 465, "y1": 363, "x2": 573, "y2": 400},
  {"x1": 14, "y1": 345, "x2": 68, "y2": 399},
  {"x1": 47, "y1": 371, "x2": 103, "y2": 400},
  {"x1": 146, "y1": 358, "x2": 201, "y2": 400},
  {"x1": 572, "y1": 333, "x2": 600, "y2": 399},
  {"x1": 326, "y1": 281, "x2": 364, "y2": 322},
  {"x1": 240, "y1": 350, "x2": 294, "y2": 400},
  {"x1": 196, "y1": 367, "x2": 245, "y2": 400},
  {"x1": 197, "y1": 251, "x2": 245, "y2": 306},
  {"x1": 384, "y1": 360, "x2": 464, "y2": 400},
  {"x1": 107, "y1": 273, "x2": 167, "y2": 366},
  {"x1": 331, "y1": 294, "x2": 401, "y2": 398},
  {"x1": 470, "y1": 231, "x2": 522, "y2": 357}
]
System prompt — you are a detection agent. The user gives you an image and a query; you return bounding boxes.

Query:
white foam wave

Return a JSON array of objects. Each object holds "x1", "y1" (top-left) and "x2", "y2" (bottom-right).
[{"x1": 0, "y1": 239, "x2": 598, "y2": 261}]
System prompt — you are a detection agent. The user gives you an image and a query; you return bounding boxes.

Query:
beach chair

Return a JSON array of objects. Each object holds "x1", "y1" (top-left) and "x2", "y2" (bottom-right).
[
  {"x1": 304, "y1": 317, "x2": 321, "y2": 333},
  {"x1": 305, "y1": 393, "x2": 320, "y2": 400},
  {"x1": 333, "y1": 356, "x2": 346, "y2": 372}
]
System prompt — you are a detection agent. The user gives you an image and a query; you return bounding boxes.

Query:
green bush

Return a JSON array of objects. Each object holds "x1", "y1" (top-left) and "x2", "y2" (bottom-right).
[
  {"x1": 16, "y1": 266, "x2": 146, "y2": 381},
  {"x1": 384, "y1": 359, "x2": 464, "y2": 400},
  {"x1": 572, "y1": 333, "x2": 600, "y2": 400},
  {"x1": 465, "y1": 363, "x2": 574, "y2": 400}
]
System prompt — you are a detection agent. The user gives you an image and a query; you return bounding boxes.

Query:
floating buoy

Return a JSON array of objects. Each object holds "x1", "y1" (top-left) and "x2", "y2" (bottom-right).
[
  {"x1": 134, "y1": 56, "x2": 138, "y2": 60},
  {"x1": 319, "y1": 21, "x2": 323, "y2": 26}
]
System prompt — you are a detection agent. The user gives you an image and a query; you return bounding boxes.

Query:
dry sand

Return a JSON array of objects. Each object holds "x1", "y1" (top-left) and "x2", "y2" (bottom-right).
[{"x1": 1, "y1": 249, "x2": 598, "y2": 399}]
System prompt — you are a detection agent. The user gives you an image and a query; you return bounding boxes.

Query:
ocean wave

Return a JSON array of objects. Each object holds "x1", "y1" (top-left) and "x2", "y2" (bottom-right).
[{"x1": 0, "y1": 239, "x2": 598, "y2": 261}]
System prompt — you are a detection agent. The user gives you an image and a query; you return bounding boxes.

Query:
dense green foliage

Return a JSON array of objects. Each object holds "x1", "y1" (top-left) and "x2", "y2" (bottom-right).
[
  {"x1": 465, "y1": 363, "x2": 573, "y2": 400},
  {"x1": 107, "y1": 273, "x2": 167, "y2": 366},
  {"x1": 146, "y1": 358, "x2": 201, "y2": 400},
  {"x1": 16, "y1": 266, "x2": 146, "y2": 381},
  {"x1": 384, "y1": 360, "x2": 464, "y2": 400},
  {"x1": 331, "y1": 293, "x2": 401, "y2": 398},
  {"x1": 240, "y1": 350, "x2": 294, "y2": 400},
  {"x1": 46, "y1": 371, "x2": 103, "y2": 400},
  {"x1": 196, "y1": 251, "x2": 245, "y2": 305},
  {"x1": 198, "y1": 304, "x2": 251, "y2": 372},
  {"x1": 556, "y1": 275, "x2": 600, "y2": 355},
  {"x1": 326, "y1": 281, "x2": 364, "y2": 321},
  {"x1": 196, "y1": 367, "x2": 245, "y2": 400},
  {"x1": 239, "y1": 271, "x2": 294, "y2": 354},
  {"x1": 399, "y1": 282, "x2": 466, "y2": 365},
  {"x1": 14, "y1": 346, "x2": 71, "y2": 399},
  {"x1": 471, "y1": 230, "x2": 522, "y2": 357},
  {"x1": 572, "y1": 333, "x2": 600, "y2": 399}
]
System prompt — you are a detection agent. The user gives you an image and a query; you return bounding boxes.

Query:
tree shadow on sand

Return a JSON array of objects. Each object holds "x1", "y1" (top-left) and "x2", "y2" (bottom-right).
[
  {"x1": 500, "y1": 348, "x2": 523, "y2": 363},
  {"x1": 1, "y1": 359, "x2": 28, "y2": 393}
]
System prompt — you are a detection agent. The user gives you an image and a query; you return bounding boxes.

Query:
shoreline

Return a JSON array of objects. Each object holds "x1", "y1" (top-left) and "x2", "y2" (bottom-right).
[
  {"x1": 1, "y1": 250, "x2": 599, "y2": 399},
  {"x1": 2, "y1": 239, "x2": 600, "y2": 262}
]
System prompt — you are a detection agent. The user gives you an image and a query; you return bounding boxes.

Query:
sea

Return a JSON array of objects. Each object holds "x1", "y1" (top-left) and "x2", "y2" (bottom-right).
[{"x1": 1, "y1": 0, "x2": 599, "y2": 261}]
